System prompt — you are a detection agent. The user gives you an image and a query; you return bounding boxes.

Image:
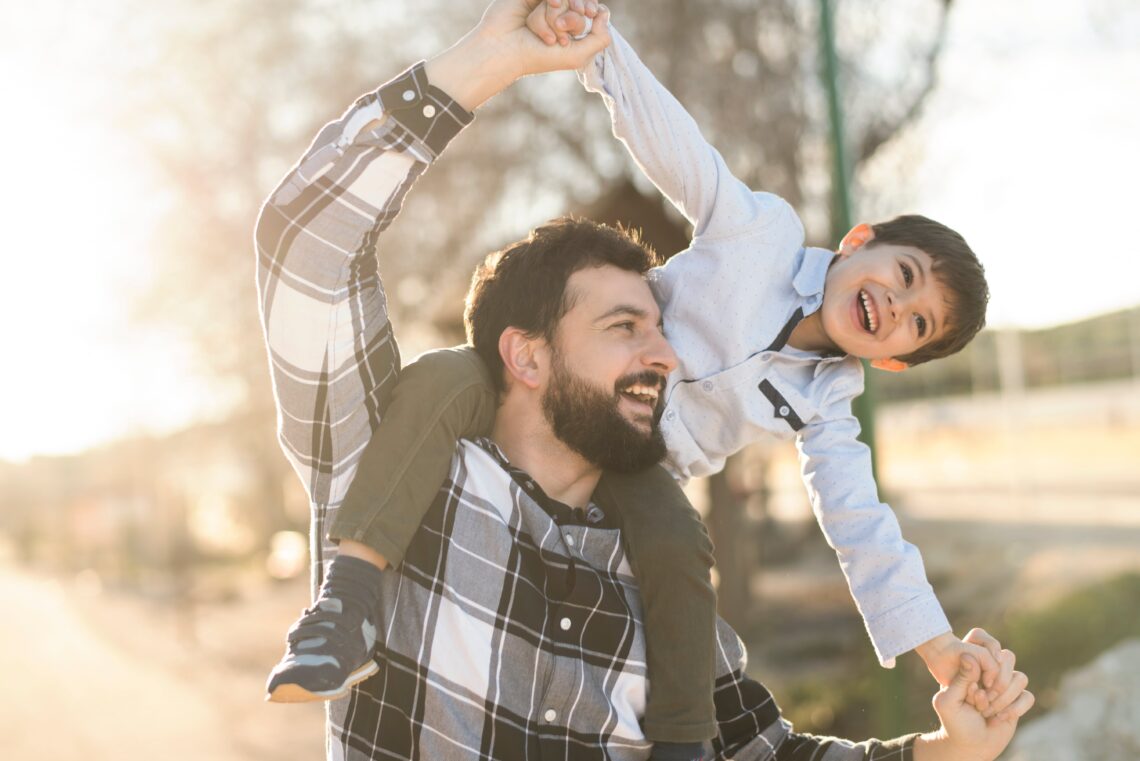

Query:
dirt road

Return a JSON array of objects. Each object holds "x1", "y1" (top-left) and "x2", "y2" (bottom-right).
[{"x1": 0, "y1": 566, "x2": 322, "y2": 761}]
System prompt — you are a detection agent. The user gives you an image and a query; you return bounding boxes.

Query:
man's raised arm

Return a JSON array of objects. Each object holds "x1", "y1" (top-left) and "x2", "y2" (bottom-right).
[{"x1": 254, "y1": 0, "x2": 610, "y2": 573}]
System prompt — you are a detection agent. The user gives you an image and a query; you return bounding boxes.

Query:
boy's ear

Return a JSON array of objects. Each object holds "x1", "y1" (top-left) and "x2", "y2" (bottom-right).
[
  {"x1": 838, "y1": 222, "x2": 876, "y2": 257},
  {"x1": 870, "y1": 357, "x2": 909, "y2": 373},
  {"x1": 498, "y1": 327, "x2": 544, "y2": 390}
]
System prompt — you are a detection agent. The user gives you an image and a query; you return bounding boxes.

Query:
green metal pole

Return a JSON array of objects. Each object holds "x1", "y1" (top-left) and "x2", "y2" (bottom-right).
[
  {"x1": 819, "y1": 0, "x2": 877, "y2": 467},
  {"x1": 819, "y1": 0, "x2": 903, "y2": 736}
]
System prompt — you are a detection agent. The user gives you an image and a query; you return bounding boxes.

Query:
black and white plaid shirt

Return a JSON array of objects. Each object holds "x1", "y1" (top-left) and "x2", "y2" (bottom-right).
[{"x1": 255, "y1": 62, "x2": 916, "y2": 761}]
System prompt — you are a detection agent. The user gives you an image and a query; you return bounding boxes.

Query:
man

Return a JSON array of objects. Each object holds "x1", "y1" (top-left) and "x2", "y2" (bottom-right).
[{"x1": 255, "y1": 1, "x2": 1032, "y2": 758}]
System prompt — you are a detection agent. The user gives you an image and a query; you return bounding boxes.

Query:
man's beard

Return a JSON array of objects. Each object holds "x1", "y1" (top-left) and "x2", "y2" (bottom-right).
[{"x1": 541, "y1": 350, "x2": 667, "y2": 473}]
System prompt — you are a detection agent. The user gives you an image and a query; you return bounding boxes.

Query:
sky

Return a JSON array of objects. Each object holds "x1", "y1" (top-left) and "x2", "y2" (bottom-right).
[{"x1": 0, "y1": 0, "x2": 1137, "y2": 462}]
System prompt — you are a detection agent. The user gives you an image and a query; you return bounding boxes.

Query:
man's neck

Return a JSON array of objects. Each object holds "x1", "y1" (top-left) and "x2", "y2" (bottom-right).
[{"x1": 489, "y1": 395, "x2": 601, "y2": 509}]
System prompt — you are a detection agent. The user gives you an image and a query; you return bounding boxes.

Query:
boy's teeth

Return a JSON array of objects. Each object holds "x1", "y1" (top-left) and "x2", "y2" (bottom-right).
[{"x1": 859, "y1": 290, "x2": 877, "y2": 332}]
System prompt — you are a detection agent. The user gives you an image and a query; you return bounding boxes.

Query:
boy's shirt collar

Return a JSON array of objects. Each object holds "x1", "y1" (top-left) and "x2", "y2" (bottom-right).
[
  {"x1": 787, "y1": 247, "x2": 847, "y2": 363},
  {"x1": 792, "y1": 246, "x2": 837, "y2": 300}
]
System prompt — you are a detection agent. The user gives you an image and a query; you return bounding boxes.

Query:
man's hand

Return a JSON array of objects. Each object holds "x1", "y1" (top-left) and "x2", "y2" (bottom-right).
[
  {"x1": 527, "y1": 0, "x2": 601, "y2": 46},
  {"x1": 914, "y1": 654, "x2": 1034, "y2": 761},
  {"x1": 425, "y1": 0, "x2": 610, "y2": 112},
  {"x1": 916, "y1": 629, "x2": 1015, "y2": 716}
]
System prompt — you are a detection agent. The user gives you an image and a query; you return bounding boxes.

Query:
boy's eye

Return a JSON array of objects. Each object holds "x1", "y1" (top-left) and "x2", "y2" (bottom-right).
[
  {"x1": 900, "y1": 262, "x2": 914, "y2": 287},
  {"x1": 915, "y1": 314, "x2": 927, "y2": 338}
]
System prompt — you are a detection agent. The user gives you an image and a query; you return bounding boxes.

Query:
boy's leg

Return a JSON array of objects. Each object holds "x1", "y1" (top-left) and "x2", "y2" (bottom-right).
[
  {"x1": 596, "y1": 467, "x2": 718, "y2": 745},
  {"x1": 267, "y1": 347, "x2": 496, "y2": 702}
]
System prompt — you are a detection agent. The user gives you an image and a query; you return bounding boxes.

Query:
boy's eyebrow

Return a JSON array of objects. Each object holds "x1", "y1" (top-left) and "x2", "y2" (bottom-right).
[{"x1": 905, "y1": 253, "x2": 938, "y2": 338}]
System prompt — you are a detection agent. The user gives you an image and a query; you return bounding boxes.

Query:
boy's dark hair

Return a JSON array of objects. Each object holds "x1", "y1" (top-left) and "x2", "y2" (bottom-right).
[
  {"x1": 464, "y1": 216, "x2": 660, "y2": 391},
  {"x1": 870, "y1": 214, "x2": 989, "y2": 366}
]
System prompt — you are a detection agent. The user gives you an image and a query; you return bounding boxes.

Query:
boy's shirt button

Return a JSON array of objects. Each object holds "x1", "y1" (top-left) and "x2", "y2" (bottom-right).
[{"x1": 779, "y1": 405, "x2": 791, "y2": 416}]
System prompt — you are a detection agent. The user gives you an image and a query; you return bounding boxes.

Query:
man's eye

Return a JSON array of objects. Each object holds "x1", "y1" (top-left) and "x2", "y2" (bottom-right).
[
  {"x1": 900, "y1": 262, "x2": 914, "y2": 287},
  {"x1": 613, "y1": 321, "x2": 635, "y2": 332},
  {"x1": 916, "y1": 314, "x2": 927, "y2": 338}
]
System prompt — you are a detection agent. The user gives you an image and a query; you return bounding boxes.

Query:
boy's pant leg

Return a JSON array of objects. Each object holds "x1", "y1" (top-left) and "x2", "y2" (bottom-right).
[
  {"x1": 328, "y1": 347, "x2": 496, "y2": 567},
  {"x1": 597, "y1": 467, "x2": 718, "y2": 743}
]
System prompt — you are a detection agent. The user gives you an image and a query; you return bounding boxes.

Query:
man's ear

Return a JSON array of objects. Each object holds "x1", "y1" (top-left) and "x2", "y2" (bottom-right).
[
  {"x1": 870, "y1": 357, "x2": 908, "y2": 373},
  {"x1": 498, "y1": 327, "x2": 544, "y2": 390},
  {"x1": 837, "y1": 222, "x2": 875, "y2": 258}
]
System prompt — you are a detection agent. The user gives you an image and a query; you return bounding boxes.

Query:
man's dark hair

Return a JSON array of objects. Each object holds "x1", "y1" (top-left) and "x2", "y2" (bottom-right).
[
  {"x1": 870, "y1": 214, "x2": 989, "y2": 366},
  {"x1": 464, "y1": 216, "x2": 659, "y2": 392}
]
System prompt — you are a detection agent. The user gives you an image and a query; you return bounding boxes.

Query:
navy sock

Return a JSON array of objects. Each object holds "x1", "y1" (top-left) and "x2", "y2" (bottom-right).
[{"x1": 319, "y1": 554, "x2": 386, "y2": 617}]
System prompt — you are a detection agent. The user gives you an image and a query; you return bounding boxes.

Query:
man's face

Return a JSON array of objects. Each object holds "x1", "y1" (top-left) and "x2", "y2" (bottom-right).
[
  {"x1": 818, "y1": 242, "x2": 952, "y2": 361},
  {"x1": 540, "y1": 265, "x2": 677, "y2": 472}
]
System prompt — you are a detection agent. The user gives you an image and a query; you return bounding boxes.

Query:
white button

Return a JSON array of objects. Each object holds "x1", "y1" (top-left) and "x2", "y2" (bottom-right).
[
  {"x1": 559, "y1": 617, "x2": 572, "y2": 631},
  {"x1": 564, "y1": 534, "x2": 575, "y2": 547},
  {"x1": 544, "y1": 708, "x2": 557, "y2": 722},
  {"x1": 701, "y1": 380, "x2": 713, "y2": 391},
  {"x1": 665, "y1": 410, "x2": 675, "y2": 420},
  {"x1": 402, "y1": 89, "x2": 415, "y2": 101},
  {"x1": 422, "y1": 104, "x2": 437, "y2": 118},
  {"x1": 778, "y1": 405, "x2": 790, "y2": 416}
]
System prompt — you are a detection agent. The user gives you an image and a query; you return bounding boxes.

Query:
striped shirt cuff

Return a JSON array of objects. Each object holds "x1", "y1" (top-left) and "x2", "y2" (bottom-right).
[{"x1": 363, "y1": 61, "x2": 475, "y2": 157}]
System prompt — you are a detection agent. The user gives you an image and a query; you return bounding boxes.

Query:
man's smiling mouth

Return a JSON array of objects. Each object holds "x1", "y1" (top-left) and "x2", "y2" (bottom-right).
[
  {"x1": 620, "y1": 383, "x2": 660, "y2": 408},
  {"x1": 858, "y1": 289, "x2": 878, "y2": 334}
]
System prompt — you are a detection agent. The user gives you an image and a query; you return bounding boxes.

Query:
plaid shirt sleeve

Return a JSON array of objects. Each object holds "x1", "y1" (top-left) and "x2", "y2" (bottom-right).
[
  {"x1": 708, "y1": 620, "x2": 917, "y2": 761},
  {"x1": 254, "y1": 62, "x2": 473, "y2": 585}
]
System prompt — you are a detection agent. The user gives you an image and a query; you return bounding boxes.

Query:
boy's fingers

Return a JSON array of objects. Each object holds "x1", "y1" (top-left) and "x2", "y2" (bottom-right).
[
  {"x1": 995, "y1": 689, "x2": 1035, "y2": 723},
  {"x1": 983, "y1": 667, "x2": 1026, "y2": 718},
  {"x1": 963, "y1": 628, "x2": 1003, "y2": 689},
  {"x1": 985, "y1": 649, "x2": 1016, "y2": 706}
]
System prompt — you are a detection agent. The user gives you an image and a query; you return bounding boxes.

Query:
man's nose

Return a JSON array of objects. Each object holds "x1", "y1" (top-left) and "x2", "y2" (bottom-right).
[{"x1": 644, "y1": 331, "x2": 678, "y2": 375}]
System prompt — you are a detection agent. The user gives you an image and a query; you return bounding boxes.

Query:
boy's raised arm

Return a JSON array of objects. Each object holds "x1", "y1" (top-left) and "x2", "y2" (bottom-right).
[{"x1": 577, "y1": 23, "x2": 787, "y2": 241}]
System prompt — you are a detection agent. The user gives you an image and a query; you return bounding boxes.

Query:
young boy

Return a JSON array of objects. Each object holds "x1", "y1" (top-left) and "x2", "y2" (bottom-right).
[{"x1": 266, "y1": 6, "x2": 1009, "y2": 759}]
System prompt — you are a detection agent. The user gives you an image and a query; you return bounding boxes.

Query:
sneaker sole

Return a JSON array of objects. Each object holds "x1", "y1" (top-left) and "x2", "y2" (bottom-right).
[{"x1": 266, "y1": 659, "x2": 380, "y2": 703}]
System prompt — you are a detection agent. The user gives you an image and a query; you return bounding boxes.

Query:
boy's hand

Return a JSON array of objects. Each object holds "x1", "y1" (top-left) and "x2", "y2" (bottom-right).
[
  {"x1": 426, "y1": 0, "x2": 610, "y2": 111},
  {"x1": 916, "y1": 654, "x2": 1034, "y2": 761},
  {"x1": 527, "y1": 0, "x2": 600, "y2": 47},
  {"x1": 916, "y1": 629, "x2": 1013, "y2": 715}
]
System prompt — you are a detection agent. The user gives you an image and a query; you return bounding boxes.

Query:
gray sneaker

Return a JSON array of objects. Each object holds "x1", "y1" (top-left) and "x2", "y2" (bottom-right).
[{"x1": 265, "y1": 597, "x2": 379, "y2": 702}]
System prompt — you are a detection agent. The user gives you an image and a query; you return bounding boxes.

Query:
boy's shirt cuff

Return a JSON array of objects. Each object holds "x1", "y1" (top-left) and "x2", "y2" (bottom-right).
[{"x1": 865, "y1": 592, "x2": 951, "y2": 667}]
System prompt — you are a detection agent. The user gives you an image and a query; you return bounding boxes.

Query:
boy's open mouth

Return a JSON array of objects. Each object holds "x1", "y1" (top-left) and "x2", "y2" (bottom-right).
[{"x1": 858, "y1": 289, "x2": 878, "y2": 334}]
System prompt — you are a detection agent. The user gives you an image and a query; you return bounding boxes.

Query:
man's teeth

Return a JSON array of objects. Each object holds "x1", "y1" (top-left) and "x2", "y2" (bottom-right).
[
  {"x1": 859, "y1": 290, "x2": 878, "y2": 332},
  {"x1": 623, "y1": 384, "x2": 659, "y2": 403}
]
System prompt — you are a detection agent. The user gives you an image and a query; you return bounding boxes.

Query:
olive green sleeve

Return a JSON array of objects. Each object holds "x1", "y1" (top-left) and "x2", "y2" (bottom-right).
[{"x1": 329, "y1": 345, "x2": 496, "y2": 566}]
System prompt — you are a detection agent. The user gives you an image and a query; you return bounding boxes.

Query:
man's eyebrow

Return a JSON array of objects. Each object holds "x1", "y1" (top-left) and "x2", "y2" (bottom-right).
[{"x1": 594, "y1": 305, "x2": 652, "y2": 322}]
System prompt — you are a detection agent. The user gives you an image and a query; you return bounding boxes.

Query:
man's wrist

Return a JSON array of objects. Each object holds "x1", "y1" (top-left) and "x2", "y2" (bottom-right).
[{"x1": 425, "y1": 30, "x2": 522, "y2": 112}]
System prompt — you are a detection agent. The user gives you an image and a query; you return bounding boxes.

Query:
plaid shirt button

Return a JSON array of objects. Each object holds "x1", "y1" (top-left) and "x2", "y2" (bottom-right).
[
  {"x1": 564, "y1": 534, "x2": 576, "y2": 547},
  {"x1": 559, "y1": 617, "x2": 572, "y2": 631},
  {"x1": 543, "y1": 709, "x2": 557, "y2": 722}
]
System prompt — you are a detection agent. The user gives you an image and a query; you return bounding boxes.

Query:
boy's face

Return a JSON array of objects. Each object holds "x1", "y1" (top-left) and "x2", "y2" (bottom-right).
[{"x1": 818, "y1": 233, "x2": 951, "y2": 364}]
